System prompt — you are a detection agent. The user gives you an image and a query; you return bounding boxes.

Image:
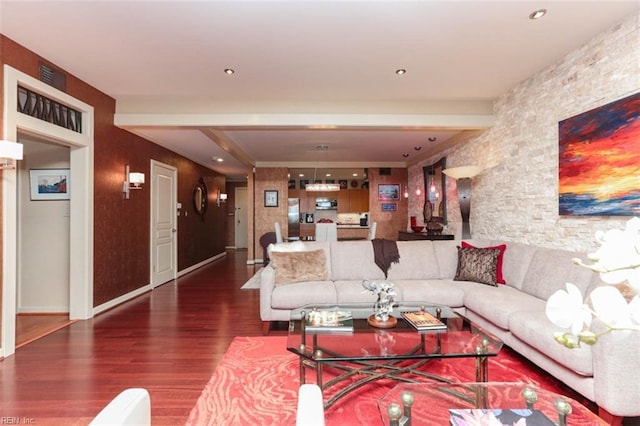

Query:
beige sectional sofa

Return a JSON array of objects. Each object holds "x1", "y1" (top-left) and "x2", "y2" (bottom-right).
[{"x1": 259, "y1": 239, "x2": 640, "y2": 421}]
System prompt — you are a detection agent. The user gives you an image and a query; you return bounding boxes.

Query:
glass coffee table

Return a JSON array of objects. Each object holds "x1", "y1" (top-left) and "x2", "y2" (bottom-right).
[
  {"x1": 287, "y1": 302, "x2": 503, "y2": 409},
  {"x1": 377, "y1": 382, "x2": 607, "y2": 425}
]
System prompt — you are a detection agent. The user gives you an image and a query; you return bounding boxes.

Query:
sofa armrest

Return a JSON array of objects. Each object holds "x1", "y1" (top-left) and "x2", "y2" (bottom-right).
[
  {"x1": 592, "y1": 320, "x2": 640, "y2": 417},
  {"x1": 259, "y1": 265, "x2": 276, "y2": 321}
]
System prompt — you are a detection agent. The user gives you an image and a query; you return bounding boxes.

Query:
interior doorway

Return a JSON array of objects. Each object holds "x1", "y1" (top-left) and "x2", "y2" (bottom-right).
[
  {"x1": 235, "y1": 187, "x2": 248, "y2": 249},
  {"x1": 2, "y1": 65, "x2": 94, "y2": 358}
]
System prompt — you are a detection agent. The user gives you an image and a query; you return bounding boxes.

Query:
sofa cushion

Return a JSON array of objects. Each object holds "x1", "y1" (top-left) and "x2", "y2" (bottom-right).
[
  {"x1": 394, "y1": 279, "x2": 465, "y2": 307},
  {"x1": 330, "y1": 241, "x2": 386, "y2": 281},
  {"x1": 462, "y1": 241, "x2": 507, "y2": 284},
  {"x1": 521, "y1": 248, "x2": 595, "y2": 300},
  {"x1": 387, "y1": 241, "x2": 441, "y2": 280},
  {"x1": 454, "y1": 246, "x2": 500, "y2": 286},
  {"x1": 463, "y1": 284, "x2": 545, "y2": 330},
  {"x1": 270, "y1": 249, "x2": 329, "y2": 286},
  {"x1": 431, "y1": 240, "x2": 461, "y2": 279},
  {"x1": 509, "y1": 310, "x2": 593, "y2": 376},
  {"x1": 271, "y1": 281, "x2": 338, "y2": 309},
  {"x1": 334, "y1": 281, "x2": 381, "y2": 304}
]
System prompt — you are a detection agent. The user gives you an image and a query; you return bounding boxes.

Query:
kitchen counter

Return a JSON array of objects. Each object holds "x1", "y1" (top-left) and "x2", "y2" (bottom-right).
[{"x1": 336, "y1": 223, "x2": 369, "y2": 229}]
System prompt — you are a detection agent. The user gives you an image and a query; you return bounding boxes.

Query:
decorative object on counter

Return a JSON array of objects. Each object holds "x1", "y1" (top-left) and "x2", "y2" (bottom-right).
[
  {"x1": 362, "y1": 280, "x2": 397, "y2": 328},
  {"x1": 423, "y1": 157, "x2": 447, "y2": 229},
  {"x1": 411, "y1": 226, "x2": 424, "y2": 233},
  {"x1": 442, "y1": 165, "x2": 483, "y2": 239},
  {"x1": 546, "y1": 217, "x2": 640, "y2": 348}
]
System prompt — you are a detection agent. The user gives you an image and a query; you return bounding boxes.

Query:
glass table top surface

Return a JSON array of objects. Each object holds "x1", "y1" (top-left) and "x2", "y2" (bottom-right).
[{"x1": 287, "y1": 302, "x2": 503, "y2": 362}]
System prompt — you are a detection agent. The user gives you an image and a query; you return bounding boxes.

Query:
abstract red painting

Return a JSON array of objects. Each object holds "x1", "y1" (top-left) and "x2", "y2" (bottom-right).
[{"x1": 559, "y1": 92, "x2": 640, "y2": 216}]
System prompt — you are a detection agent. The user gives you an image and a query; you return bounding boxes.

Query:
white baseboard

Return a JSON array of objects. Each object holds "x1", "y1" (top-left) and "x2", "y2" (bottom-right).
[
  {"x1": 17, "y1": 307, "x2": 69, "y2": 314},
  {"x1": 93, "y1": 284, "x2": 153, "y2": 316},
  {"x1": 246, "y1": 258, "x2": 265, "y2": 265},
  {"x1": 177, "y1": 251, "x2": 227, "y2": 277}
]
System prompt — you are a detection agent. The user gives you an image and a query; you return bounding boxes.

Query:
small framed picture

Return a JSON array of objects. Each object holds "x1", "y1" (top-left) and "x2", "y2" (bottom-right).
[
  {"x1": 378, "y1": 184, "x2": 400, "y2": 201},
  {"x1": 381, "y1": 203, "x2": 397, "y2": 212},
  {"x1": 264, "y1": 190, "x2": 279, "y2": 207},
  {"x1": 300, "y1": 179, "x2": 309, "y2": 189},
  {"x1": 288, "y1": 180, "x2": 296, "y2": 189},
  {"x1": 338, "y1": 179, "x2": 348, "y2": 189},
  {"x1": 29, "y1": 169, "x2": 70, "y2": 200}
]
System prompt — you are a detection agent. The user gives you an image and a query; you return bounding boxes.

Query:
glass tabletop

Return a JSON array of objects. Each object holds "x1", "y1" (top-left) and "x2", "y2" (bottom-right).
[
  {"x1": 377, "y1": 382, "x2": 607, "y2": 425},
  {"x1": 287, "y1": 302, "x2": 503, "y2": 363}
]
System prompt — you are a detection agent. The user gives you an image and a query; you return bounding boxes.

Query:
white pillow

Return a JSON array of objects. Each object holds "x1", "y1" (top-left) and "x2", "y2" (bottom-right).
[{"x1": 267, "y1": 241, "x2": 307, "y2": 255}]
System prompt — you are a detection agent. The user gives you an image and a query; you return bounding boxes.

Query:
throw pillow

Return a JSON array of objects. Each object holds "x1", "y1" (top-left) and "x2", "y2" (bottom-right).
[
  {"x1": 270, "y1": 249, "x2": 329, "y2": 286},
  {"x1": 462, "y1": 241, "x2": 507, "y2": 284},
  {"x1": 454, "y1": 246, "x2": 500, "y2": 286}
]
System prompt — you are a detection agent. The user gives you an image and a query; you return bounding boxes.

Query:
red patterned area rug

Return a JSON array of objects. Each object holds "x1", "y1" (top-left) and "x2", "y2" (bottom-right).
[{"x1": 185, "y1": 336, "x2": 595, "y2": 426}]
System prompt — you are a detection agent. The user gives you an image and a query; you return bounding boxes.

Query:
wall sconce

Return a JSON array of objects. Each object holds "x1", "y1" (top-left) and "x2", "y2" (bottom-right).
[
  {"x1": 122, "y1": 164, "x2": 145, "y2": 199},
  {"x1": 442, "y1": 166, "x2": 483, "y2": 239},
  {"x1": 0, "y1": 140, "x2": 24, "y2": 169},
  {"x1": 403, "y1": 186, "x2": 409, "y2": 199},
  {"x1": 217, "y1": 190, "x2": 228, "y2": 207}
]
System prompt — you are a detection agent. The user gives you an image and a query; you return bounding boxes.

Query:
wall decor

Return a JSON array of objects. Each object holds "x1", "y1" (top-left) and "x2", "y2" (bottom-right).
[
  {"x1": 29, "y1": 169, "x2": 70, "y2": 200},
  {"x1": 381, "y1": 203, "x2": 397, "y2": 212},
  {"x1": 559, "y1": 92, "x2": 640, "y2": 216},
  {"x1": 264, "y1": 190, "x2": 279, "y2": 207},
  {"x1": 193, "y1": 177, "x2": 208, "y2": 219},
  {"x1": 288, "y1": 180, "x2": 296, "y2": 189},
  {"x1": 377, "y1": 184, "x2": 400, "y2": 201},
  {"x1": 299, "y1": 179, "x2": 309, "y2": 190}
]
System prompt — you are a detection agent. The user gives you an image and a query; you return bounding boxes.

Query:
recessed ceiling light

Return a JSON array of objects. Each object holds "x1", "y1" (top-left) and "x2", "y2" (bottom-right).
[
  {"x1": 414, "y1": 146, "x2": 422, "y2": 151},
  {"x1": 428, "y1": 137, "x2": 437, "y2": 142},
  {"x1": 395, "y1": 69, "x2": 407, "y2": 75},
  {"x1": 325, "y1": 173, "x2": 331, "y2": 177},
  {"x1": 211, "y1": 156, "x2": 224, "y2": 162},
  {"x1": 529, "y1": 9, "x2": 547, "y2": 20},
  {"x1": 224, "y1": 68, "x2": 235, "y2": 75},
  {"x1": 402, "y1": 153, "x2": 409, "y2": 158},
  {"x1": 299, "y1": 173, "x2": 304, "y2": 177}
]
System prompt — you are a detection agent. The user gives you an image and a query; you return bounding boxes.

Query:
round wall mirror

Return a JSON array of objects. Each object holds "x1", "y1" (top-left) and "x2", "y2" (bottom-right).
[{"x1": 193, "y1": 177, "x2": 208, "y2": 218}]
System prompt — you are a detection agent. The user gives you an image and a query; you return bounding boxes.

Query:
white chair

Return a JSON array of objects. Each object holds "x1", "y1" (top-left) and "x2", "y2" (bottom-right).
[
  {"x1": 89, "y1": 388, "x2": 151, "y2": 426},
  {"x1": 315, "y1": 223, "x2": 337, "y2": 241},
  {"x1": 274, "y1": 222, "x2": 284, "y2": 243},
  {"x1": 367, "y1": 222, "x2": 377, "y2": 240},
  {"x1": 296, "y1": 384, "x2": 325, "y2": 426}
]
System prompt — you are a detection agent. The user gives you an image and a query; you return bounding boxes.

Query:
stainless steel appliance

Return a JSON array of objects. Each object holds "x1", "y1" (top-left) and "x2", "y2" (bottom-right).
[
  {"x1": 287, "y1": 198, "x2": 300, "y2": 240},
  {"x1": 315, "y1": 197, "x2": 338, "y2": 210}
]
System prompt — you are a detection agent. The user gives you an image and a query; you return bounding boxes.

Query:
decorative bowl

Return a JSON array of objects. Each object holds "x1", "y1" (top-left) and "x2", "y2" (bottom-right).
[{"x1": 411, "y1": 226, "x2": 424, "y2": 233}]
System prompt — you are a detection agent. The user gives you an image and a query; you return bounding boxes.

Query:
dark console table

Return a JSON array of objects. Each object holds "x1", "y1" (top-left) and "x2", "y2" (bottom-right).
[{"x1": 398, "y1": 231, "x2": 454, "y2": 241}]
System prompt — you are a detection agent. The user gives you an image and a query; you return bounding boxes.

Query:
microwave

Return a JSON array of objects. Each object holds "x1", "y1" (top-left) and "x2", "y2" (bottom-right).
[{"x1": 315, "y1": 197, "x2": 338, "y2": 210}]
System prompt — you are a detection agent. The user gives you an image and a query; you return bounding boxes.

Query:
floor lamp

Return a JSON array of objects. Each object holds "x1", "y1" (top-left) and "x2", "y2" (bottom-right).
[{"x1": 442, "y1": 166, "x2": 482, "y2": 239}]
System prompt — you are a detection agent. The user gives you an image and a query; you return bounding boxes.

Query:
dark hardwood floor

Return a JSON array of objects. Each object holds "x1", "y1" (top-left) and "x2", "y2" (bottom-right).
[{"x1": 0, "y1": 250, "x2": 267, "y2": 425}]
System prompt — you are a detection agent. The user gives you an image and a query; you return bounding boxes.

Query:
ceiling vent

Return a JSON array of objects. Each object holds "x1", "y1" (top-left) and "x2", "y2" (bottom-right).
[{"x1": 39, "y1": 62, "x2": 66, "y2": 92}]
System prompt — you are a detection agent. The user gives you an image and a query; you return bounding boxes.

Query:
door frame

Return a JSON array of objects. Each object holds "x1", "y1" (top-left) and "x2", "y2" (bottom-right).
[
  {"x1": 235, "y1": 187, "x2": 248, "y2": 249},
  {"x1": 149, "y1": 160, "x2": 177, "y2": 288},
  {"x1": 2, "y1": 65, "x2": 94, "y2": 358}
]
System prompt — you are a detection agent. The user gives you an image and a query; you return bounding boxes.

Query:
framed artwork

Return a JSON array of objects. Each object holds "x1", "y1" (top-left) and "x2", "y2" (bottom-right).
[
  {"x1": 559, "y1": 92, "x2": 640, "y2": 216},
  {"x1": 288, "y1": 180, "x2": 296, "y2": 189},
  {"x1": 381, "y1": 203, "x2": 397, "y2": 212},
  {"x1": 338, "y1": 179, "x2": 348, "y2": 189},
  {"x1": 29, "y1": 169, "x2": 70, "y2": 200},
  {"x1": 378, "y1": 184, "x2": 400, "y2": 201},
  {"x1": 264, "y1": 190, "x2": 279, "y2": 207},
  {"x1": 299, "y1": 179, "x2": 309, "y2": 189}
]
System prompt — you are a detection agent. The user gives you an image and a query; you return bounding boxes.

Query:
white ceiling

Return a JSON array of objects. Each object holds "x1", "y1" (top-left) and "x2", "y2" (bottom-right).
[{"x1": 1, "y1": 1, "x2": 638, "y2": 180}]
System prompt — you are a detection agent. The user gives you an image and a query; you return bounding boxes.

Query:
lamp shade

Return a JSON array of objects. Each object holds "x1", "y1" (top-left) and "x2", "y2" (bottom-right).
[
  {"x1": 442, "y1": 166, "x2": 483, "y2": 180},
  {"x1": 0, "y1": 140, "x2": 24, "y2": 160},
  {"x1": 129, "y1": 172, "x2": 145, "y2": 185}
]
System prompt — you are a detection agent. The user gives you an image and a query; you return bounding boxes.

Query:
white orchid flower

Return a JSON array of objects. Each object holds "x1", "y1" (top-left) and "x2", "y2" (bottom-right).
[
  {"x1": 574, "y1": 217, "x2": 640, "y2": 292},
  {"x1": 545, "y1": 283, "x2": 592, "y2": 336},
  {"x1": 590, "y1": 286, "x2": 634, "y2": 328}
]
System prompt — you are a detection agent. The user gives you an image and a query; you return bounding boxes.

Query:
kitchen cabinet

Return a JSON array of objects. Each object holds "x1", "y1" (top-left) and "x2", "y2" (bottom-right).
[{"x1": 338, "y1": 189, "x2": 369, "y2": 213}]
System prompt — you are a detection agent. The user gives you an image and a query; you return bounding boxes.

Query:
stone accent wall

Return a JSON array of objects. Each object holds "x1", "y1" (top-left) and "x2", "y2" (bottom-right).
[{"x1": 409, "y1": 13, "x2": 640, "y2": 252}]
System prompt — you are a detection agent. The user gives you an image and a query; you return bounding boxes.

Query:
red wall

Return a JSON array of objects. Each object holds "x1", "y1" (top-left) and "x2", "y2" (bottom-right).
[{"x1": 0, "y1": 35, "x2": 226, "y2": 307}]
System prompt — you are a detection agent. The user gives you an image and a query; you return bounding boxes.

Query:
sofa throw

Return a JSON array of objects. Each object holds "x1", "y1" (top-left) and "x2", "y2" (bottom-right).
[
  {"x1": 269, "y1": 249, "x2": 329, "y2": 286},
  {"x1": 454, "y1": 246, "x2": 500, "y2": 286},
  {"x1": 371, "y1": 238, "x2": 400, "y2": 279}
]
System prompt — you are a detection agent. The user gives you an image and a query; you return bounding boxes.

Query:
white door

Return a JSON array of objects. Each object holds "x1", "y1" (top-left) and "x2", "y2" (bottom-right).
[
  {"x1": 235, "y1": 187, "x2": 248, "y2": 248},
  {"x1": 150, "y1": 160, "x2": 177, "y2": 287}
]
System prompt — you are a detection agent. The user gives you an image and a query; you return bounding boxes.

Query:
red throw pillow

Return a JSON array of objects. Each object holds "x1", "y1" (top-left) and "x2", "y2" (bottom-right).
[{"x1": 461, "y1": 241, "x2": 507, "y2": 284}]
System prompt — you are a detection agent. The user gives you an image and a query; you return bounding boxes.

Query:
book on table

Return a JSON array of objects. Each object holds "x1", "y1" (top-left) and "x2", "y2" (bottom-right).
[
  {"x1": 401, "y1": 309, "x2": 447, "y2": 331},
  {"x1": 304, "y1": 310, "x2": 354, "y2": 333},
  {"x1": 449, "y1": 408, "x2": 555, "y2": 425}
]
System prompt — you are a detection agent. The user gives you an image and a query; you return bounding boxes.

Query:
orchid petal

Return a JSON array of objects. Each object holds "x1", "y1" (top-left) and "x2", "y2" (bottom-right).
[{"x1": 590, "y1": 286, "x2": 631, "y2": 326}]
